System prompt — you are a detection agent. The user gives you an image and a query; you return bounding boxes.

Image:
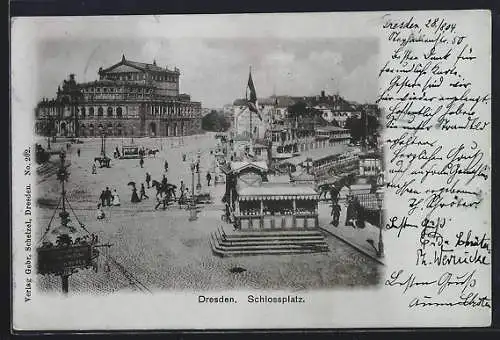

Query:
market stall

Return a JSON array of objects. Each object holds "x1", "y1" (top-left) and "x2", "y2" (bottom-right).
[{"x1": 234, "y1": 185, "x2": 319, "y2": 231}]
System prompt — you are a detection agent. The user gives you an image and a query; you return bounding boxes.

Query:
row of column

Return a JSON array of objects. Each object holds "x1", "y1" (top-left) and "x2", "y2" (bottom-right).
[{"x1": 150, "y1": 104, "x2": 198, "y2": 117}]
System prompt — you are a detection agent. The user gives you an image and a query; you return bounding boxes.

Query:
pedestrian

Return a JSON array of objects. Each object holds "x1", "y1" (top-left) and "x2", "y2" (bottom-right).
[
  {"x1": 99, "y1": 190, "x2": 106, "y2": 207},
  {"x1": 225, "y1": 202, "x2": 231, "y2": 222},
  {"x1": 96, "y1": 203, "x2": 105, "y2": 220},
  {"x1": 154, "y1": 192, "x2": 167, "y2": 210},
  {"x1": 92, "y1": 163, "x2": 97, "y2": 174},
  {"x1": 140, "y1": 183, "x2": 149, "y2": 200},
  {"x1": 195, "y1": 162, "x2": 200, "y2": 173},
  {"x1": 139, "y1": 156, "x2": 144, "y2": 168},
  {"x1": 164, "y1": 159, "x2": 169, "y2": 172},
  {"x1": 179, "y1": 180, "x2": 186, "y2": 204},
  {"x1": 145, "y1": 172, "x2": 151, "y2": 188},
  {"x1": 112, "y1": 189, "x2": 121, "y2": 206},
  {"x1": 105, "y1": 187, "x2": 112, "y2": 207},
  {"x1": 330, "y1": 201, "x2": 341, "y2": 227},
  {"x1": 206, "y1": 171, "x2": 212, "y2": 186},
  {"x1": 77, "y1": 148, "x2": 81, "y2": 157},
  {"x1": 161, "y1": 174, "x2": 168, "y2": 189},
  {"x1": 131, "y1": 186, "x2": 141, "y2": 203},
  {"x1": 182, "y1": 154, "x2": 186, "y2": 162}
]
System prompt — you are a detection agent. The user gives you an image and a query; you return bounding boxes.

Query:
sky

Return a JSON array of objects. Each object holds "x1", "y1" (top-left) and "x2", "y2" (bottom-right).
[{"x1": 36, "y1": 34, "x2": 379, "y2": 109}]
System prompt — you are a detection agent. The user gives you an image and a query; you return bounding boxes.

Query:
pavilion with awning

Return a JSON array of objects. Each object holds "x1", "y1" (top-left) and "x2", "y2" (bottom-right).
[{"x1": 234, "y1": 183, "x2": 320, "y2": 230}]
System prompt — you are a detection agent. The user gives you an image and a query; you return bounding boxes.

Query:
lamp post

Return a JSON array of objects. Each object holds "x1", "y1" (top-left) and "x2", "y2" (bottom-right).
[
  {"x1": 57, "y1": 150, "x2": 71, "y2": 294},
  {"x1": 376, "y1": 190, "x2": 384, "y2": 258},
  {"x1": 196, "y1": 150, "x2": 202, "y2": 191},
  {"x1": 189, "y1": 162, "x2": 198, "y2": 221}
]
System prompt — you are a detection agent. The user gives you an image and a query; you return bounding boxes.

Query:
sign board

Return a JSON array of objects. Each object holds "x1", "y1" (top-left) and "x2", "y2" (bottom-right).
[{"x1": 37, "y1": 245, "x2": 93, "y2": 275}]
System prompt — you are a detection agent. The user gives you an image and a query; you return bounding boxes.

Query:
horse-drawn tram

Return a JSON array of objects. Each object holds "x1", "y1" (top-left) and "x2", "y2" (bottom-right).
[
  {"x1": 211, "y1": 160, "x2": 329, "y2": 257},
  {"x1": 120, "y1": 145, "x2": 141, "y2": 159}
]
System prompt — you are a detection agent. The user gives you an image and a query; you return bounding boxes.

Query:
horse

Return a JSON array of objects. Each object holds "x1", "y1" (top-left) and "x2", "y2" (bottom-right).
[
  {"x1": 147, "y1": 149, "x2": 160, "y2": 158},
  {"x1": 151, "y1": 180, "x2": 177, "y2": 201}
]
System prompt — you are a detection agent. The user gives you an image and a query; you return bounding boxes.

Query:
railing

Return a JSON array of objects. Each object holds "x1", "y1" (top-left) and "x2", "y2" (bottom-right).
[{"x1": 350, "y1": 192, "x2": 380, "y2": 211}]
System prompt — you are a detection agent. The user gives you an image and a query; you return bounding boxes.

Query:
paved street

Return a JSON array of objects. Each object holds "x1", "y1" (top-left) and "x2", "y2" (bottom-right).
[{"x1": 35, "y1": 133, "x2": 381, "y2": 294}]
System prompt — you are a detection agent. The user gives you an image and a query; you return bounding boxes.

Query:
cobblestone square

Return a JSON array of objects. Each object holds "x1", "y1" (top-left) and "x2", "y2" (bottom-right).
[{"x1": 35, "y1": 134, "x2": 381, "y2": 294}]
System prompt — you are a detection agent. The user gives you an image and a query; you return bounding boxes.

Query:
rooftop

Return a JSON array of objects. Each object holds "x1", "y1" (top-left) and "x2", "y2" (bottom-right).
[
  {"x1": 284, "y1": 145, "x2": 355, "y2": 166},
  {"x1": 315, "y1": 126, "x2": 349, "y2": 132},
  {"x1": 101, "y1": 55, "x2": 180, "y2": 74},
  {"x1": 237, "y1": 183, "x2": 318, "y2": 198},
  {"x1": 230, "y1": 161, "x2": 268, "y2": 174}
]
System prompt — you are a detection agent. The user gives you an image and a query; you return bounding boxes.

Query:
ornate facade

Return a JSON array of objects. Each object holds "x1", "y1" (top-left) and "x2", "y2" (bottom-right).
[{"x1": 35, "y1": 55, "x2": 202, "y2": 138}]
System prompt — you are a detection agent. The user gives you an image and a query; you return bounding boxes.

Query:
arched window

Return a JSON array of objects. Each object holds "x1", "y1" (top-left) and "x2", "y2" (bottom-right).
[
  {"x1": 98, "y1": 107, "x2": 103, "y2": 116},
  {"x1": 89, "y1": 124, "x2": 94, "y2": 136},
  {"x1": 89, "y1": 107, "x2": 94, "y2": 116},
  {"x1": 81, "y1": 107, "x2": 86, "y2": 118},
  {"x1": 97, "y1": 124, "x2": 103, "y2": 134},
  {"x1": 116, "y1": 107, "x2": 123, "y2": 117},
  {"x1": 116, "y1": 124, "x2": 122, "y2": 136},
  {"x1": 107, "y1": 107, "x2": 113, "y2": 117},
  {"x1": 107, "y1": 123, "x2": 113, "y2": 135}
]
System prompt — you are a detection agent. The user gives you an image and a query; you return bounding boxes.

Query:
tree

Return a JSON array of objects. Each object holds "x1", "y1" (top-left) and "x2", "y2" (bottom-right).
[
  {"x1": 201, "y1": 110, "x2": 230, "y2": 132},
  {"x1": 287, "y1": 102, "x2": 308, "y2": 118}
]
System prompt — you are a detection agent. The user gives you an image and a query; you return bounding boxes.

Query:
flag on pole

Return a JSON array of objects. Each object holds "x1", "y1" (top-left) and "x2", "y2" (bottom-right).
[{"x1": 246, "y1": 69, "x2": 262, "y2": 121}]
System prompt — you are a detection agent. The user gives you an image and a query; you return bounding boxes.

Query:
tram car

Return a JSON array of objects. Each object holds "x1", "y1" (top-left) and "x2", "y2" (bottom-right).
[{"x1": 120, "y1": 145, "x2": 141, "y2": 159}]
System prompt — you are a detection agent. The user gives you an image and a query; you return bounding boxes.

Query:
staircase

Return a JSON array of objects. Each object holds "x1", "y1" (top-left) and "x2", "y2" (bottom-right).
[
  {"x1": 210, "y1": 226, "x2": 329, "y2": 257},
  {"x1": 36, "y1": 159, "x2": 72, "y2": 183}
]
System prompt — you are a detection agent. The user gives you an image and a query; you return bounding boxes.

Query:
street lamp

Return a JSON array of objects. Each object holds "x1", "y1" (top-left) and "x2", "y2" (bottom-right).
[
  {"x1": 196, "y1": 150, "x2": 202, "y2": 191},
  {"x1": 376, "y1": 189, "x2": 384, "y2": 258},
  {"x1": 189, "y1": 162, "x2": 198, "y2": 221}
]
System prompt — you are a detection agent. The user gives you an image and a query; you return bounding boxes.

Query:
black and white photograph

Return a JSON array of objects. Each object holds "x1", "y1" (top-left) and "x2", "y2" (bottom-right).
[
  {"x1": 32, "y1": 35, "x2": 384, "y2": 294},
  {"x1": 11, "y1": 11, "x2": 491, "y2": 330}
]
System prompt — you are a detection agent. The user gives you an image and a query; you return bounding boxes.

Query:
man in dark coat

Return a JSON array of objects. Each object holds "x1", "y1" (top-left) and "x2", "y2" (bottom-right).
[
  {"x1": 206, "y1": 171, "x2": 212, "y2": 186},
  {"x1": 99, "y1": 190, "x2": 106, "y2": 207},
  {"x1": 330, "y1": 201, "x2": 341, "y2": 227},
  {"x1": 164, "y1": 160, "x2": 169, "y2": 172},
  {"x1": 105, "y1": 187, "x2": 112, "y2": 206},
  {"x1": 145, "y1": 172, "x2": 151, "y2": 188},
  {"x1": 140, "y1": 183, "x2": 149, "y2": 200}
]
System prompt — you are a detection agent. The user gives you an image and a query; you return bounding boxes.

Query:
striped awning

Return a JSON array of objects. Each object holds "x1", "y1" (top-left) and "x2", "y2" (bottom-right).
[{"x1": 238, "y1": 194, "x2": 319, "y2": 201}]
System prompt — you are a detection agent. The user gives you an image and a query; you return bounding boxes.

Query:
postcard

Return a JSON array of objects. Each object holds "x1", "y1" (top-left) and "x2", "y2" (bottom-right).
[{"x1": 11, "y1": 10, "x2": 491, "y2": 330}]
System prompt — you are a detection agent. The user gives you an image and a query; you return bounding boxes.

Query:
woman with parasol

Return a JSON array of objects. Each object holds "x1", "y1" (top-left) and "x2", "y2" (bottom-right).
[{"x1": 128, "y1": 181, "x2": 141, "y2": 203}]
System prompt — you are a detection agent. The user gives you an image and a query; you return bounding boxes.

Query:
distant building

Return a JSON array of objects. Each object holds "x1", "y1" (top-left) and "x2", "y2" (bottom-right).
[
  {"x1": 232, "y1": 98, "x2": 276, "y2": 141},
  {"x1": 35, "y1": 55, "x2": 202, "y2": 138}
]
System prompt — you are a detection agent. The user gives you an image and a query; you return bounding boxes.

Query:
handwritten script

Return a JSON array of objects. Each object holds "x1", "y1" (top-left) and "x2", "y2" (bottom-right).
[{"x1": 379, "y1": 14, "x2": 491, "y2": 309}]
